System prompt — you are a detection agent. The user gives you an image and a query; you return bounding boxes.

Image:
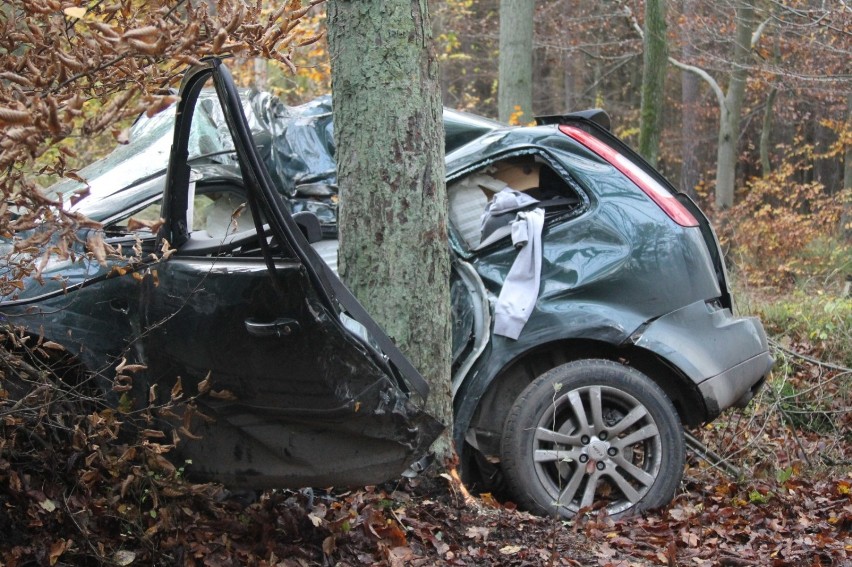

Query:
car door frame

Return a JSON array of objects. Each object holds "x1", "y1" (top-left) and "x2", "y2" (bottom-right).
[
  {"x1": 160, "y1": 58, "x2": 429, "y2": 402},
  {"x1": 134, "y1": 58, "x2": 442, "y2": 488}
]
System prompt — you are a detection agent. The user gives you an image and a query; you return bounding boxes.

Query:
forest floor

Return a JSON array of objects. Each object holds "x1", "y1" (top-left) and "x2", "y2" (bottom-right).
[{"x1": 1, "y1": 343, "x2": 850, "y2": 566}]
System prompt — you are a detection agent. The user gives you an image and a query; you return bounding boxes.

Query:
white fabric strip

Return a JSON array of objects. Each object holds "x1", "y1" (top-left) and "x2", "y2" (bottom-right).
[{"x1": 493, "y1": 207, "x2": 544, "y2": 340}]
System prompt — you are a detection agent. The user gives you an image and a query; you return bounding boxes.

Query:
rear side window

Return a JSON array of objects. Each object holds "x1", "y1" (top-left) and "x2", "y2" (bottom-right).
[{"x1": 448, "y1": 154, "x2": 584, "y2": 251}]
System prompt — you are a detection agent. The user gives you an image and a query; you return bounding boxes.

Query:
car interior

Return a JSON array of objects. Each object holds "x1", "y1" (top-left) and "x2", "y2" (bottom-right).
[
  {"x1": 112, "y1": 151, "x2": 586, "y2": 272},
  {"x1": 448, "y1": 153, "x2": 585, "y2": 251}
]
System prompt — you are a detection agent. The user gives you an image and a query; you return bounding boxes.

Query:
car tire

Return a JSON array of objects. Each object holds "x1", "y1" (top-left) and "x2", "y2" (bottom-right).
[{"x1": 500, "y1": 359, "x2": 684, "y2": 518}]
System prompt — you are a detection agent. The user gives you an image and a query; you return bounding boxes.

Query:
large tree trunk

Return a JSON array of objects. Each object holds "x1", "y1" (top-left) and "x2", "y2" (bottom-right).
[
  {"x1": 327, "y1": 0, "x2": 453, "y2": 458},
  {"x1": 498, "y1": 0, "x2": 534, "y2": 123},
  {"x1": 638, "y1": 0, "x2": 668, "y2": 167},
  {"x1": 715, "y1": 0, "x2": 754, "y2": 210}
]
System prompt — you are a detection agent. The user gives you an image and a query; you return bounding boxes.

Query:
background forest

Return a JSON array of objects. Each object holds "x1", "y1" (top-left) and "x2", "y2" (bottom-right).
[
  {"x1": 0, "y1": 0, "x2": 850, "y2": 565},
  {"x1": 282, "y1": 0, "x2": 852, "y2": 290}
]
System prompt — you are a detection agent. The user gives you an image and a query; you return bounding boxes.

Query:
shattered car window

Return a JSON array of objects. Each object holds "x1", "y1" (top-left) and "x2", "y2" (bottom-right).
[
  {"x1": 188, "y1": 96, "x2": 238, "y2": 165},
  {"x1": 448, "y1": 154, "x2": 585, "y2": 252},
  {"x1": 49, "y1": 109, "x2": 175, "y2": 206}
]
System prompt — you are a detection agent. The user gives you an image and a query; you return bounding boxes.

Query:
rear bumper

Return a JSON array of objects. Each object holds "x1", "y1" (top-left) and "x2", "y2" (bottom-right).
[
  {"x1": 632, "y1": 299, "x2": 773, "y2": 420},
  {"x1": 698, "y1": 351, "x2": 773, "y2": 418}
]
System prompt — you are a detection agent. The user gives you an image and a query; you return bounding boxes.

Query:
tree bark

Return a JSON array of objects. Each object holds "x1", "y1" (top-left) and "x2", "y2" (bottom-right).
[
  {"x1": 842, "y1": 92, "x2": 852, "y2": 243},
  {"x1": 680, "y1": 0, "x2": 700, "y2": 199},
  {"x1": 759, "y1": 86, "x2": 777, "y2": 177},
  {"x1": 498, "y1": 0, "x2": 534, "y2": 123},
  {"x1": 327, "y1": 1, "x2": 453, "y2": 459},
  {"x1": 638, "y1": 0, "x2": 668, "y2": 167},
  {"x1": 845, "y1": 92, "x2": 852, "y2": 194},
  {"x1": 759, "y1": 26, "x2": 779, "y2": 178},
  {"x1": 715, "y1": 0, "x2": 754, "y2": 210},
  {"x1": 253, "y1": 58, "x2": 268, "y2": 91}
]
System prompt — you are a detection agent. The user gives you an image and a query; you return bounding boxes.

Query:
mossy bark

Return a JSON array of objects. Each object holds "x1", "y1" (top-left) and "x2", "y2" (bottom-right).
[
  {"x1": 638, "y1": 0, "x2": 668, "y2": 168},
  {"x1": 327, "y1": 1, "x2": 453, "y2": 459},
  {"x1": 498, "y1": 0, "x2": 534, "y2": 123}
]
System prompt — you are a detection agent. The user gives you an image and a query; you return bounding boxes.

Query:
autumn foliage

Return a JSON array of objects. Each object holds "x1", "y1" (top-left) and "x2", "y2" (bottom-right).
[
  {"x1": 0, "y1": 0, "x2": 322, "y2": 293},
  {"x1": 720, "y1": 145, "x2": 850, "y2": 288}
]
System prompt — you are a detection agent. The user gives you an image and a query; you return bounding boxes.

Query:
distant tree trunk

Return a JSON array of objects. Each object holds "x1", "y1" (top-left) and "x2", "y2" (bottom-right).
[
  {"x1": 680, "y1": 0, "x2": 700, "y2": 199},
  {"x1": 759, "y1": 18, "x2": 780, "y2": 178},
  {"x1": 559, "y1": 0, "x2": 578, "y2": 111},
  {"x1": 498, "y1": 0, "x2": 534, "y2": 123},
  {"x1": 846, "y1": 93, "x2": 852, "y2": 193},
  {"x1": 564, "y1": 51, "x2": 583, "y2": 110},
  {"x1": 814, "y1": 112, "x2": 839, "y2": 191},
  {"x1": 638, "y1": 0, "x2": 668, "y2": 167},
  {"x1": 842, "y1": 92, "x2": 852, "y2": 242},
  {"x1": 327, "y1": 1, "x2": 453, "y2": 459},
  {"x1": 715, "y1": 1, "x2": 754, "y2": 209},
  {"x1": 759, "y1": 86, "x2": 777, "y2": 177},
  {"x1": 253, "y1": 58, "x2": 268, "y2": 91}
]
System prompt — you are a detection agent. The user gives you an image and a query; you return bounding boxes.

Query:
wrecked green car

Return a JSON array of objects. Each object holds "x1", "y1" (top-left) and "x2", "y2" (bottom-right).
[{"x1": 1, "y1": 59, "x2": 772, "y2": 518}]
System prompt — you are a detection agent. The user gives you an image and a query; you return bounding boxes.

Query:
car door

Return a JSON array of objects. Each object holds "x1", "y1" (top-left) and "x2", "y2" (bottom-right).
[{"x1": 138, "y1": 59, "x2": 441, "y2": 489}]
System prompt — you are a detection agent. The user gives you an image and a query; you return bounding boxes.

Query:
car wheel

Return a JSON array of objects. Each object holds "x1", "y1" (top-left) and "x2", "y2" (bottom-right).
[{"x1": 500, "y1": 359, "x2": 684, "y2": 518}]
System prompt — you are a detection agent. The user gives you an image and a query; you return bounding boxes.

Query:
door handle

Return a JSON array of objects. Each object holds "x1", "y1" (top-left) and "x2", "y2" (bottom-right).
[{"x1": 244, "y1": 318, "x2": 300, "y2": 338}]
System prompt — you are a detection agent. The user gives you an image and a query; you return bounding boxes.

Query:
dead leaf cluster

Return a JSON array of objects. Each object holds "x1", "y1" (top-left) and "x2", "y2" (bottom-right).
[
  {"x1": 1, "y1": 331, "x2": 850, "y2": 565},
  {"x1": 0, "y1": 0, "x2": 324, "y2": 296}
]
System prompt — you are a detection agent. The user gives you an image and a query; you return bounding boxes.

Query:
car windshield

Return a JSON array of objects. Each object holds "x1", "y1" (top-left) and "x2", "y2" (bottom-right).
[
  {"x1": 47, "y1": 91, "x2": 257, "y2": 211},
  {"x1": 48, "y1": 108, "x2": 176, "y2": 206}
]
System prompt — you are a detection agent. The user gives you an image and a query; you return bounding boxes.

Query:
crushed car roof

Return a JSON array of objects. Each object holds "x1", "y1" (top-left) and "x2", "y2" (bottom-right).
[{"x1": 49, "y1": 91, "x2": 506, "y2": 222}]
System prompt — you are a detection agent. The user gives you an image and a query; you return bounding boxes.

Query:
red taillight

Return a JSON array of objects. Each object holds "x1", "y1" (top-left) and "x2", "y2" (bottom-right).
[{"x1": 559, "y1": 125, "x2": 699, "y2": 227}]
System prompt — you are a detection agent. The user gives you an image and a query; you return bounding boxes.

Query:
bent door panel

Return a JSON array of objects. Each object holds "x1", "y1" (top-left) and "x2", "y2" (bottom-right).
[
  {"x1": 139, "y1": 60, "x2": 439, "y2": 488},
  {"x1": 139, "y1": 254, "x2": 433, "y2": 488}
]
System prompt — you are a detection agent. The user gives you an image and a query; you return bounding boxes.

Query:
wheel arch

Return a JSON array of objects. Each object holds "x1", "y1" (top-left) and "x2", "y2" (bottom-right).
[{"x1": 457, "y1": 337, "x2": 707, "y2": 485}]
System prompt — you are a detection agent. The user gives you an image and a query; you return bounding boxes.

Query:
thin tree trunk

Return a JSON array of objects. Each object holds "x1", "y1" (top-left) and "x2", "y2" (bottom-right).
[
  {"x1": 498, "y1": 0, "x2": 534, "y2": 123},
  {"x1": 253, "y1": 58, "x2": 268, "y2": 91},
  {"x1": 715, "y1": 0, "x2": 754, "y2": 210},
  {"x1": 759, "y1": 86, "x2": 777, "y2": 177},
  {"x1": 638, "y1": 0, "x2": 668, "y2": 167},
  {"x1": 327, "y1": 0, "x2": 453, "y2": 458},
  {"x1": 759, "y1": 28, "x2": 779, "y2": 178},
  {"x1": 680, "y1": 0, "x2": 700, "y2": 199},
  {"x1": 846, "y1": 92, "x2": 852, "y2": 193},
  {"x1": 842, "y1": 92, "x2": 852, "y2": 242}
]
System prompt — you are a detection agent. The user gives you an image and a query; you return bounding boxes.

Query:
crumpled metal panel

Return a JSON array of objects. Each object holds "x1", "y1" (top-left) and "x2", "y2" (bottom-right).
[
  {"x1": 1, "y1": 79, "x2": 448, "y2": 488},
  {"x1": 40, "y1": 92, "x2": 501, "y2": 236},
  {"x1": 135, "y1": 249, "x2": 443, "y2": 487}
]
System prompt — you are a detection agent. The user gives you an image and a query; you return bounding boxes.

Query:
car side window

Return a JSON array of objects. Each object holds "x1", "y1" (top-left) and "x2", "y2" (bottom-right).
[
  {"x1": 107, "y1": 192, "x2": 242, "y2": 237},
  {"x1": 448, "y1": 154, "x2": 584, "y2": 251},
  {"x1": 193, "y1": 191, "x2": 254, "y2": 239},
  {"x1": 104, "y1": 200, "x2": 162, "y2": 237}
]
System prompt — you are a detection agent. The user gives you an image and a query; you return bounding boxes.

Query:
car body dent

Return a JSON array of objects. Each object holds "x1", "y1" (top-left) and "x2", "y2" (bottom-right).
[
  {"x1": 137, "y1": 256, "x2": 442, "y2": 488},
  {"x1": 632, "y1": 300, "x2": 773, "y2": 418},
  {"x1": 0, "y1": 261, "x2": 151, "y2": 394},
  {"x1": 447, "y1": 127, "x2": 759, "y2": 454},
  {"x1": 450, "y1": 259, "x2": 492, "y2": 397}
]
